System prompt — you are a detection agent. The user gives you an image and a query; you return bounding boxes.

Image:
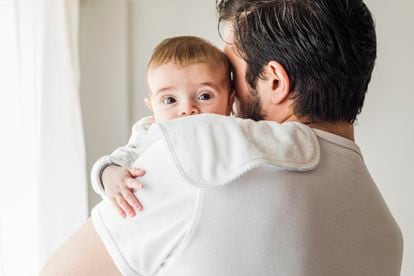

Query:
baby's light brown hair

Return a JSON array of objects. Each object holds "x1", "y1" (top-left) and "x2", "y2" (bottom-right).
[{"x1": 147, "y1": 36, "x2": 232, "y2": 89}]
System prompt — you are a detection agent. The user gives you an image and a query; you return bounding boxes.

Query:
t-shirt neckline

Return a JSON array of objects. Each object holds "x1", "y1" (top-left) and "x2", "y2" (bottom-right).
[{"x1": 311, "y1": 128, "x2": 363, "y2": 159}]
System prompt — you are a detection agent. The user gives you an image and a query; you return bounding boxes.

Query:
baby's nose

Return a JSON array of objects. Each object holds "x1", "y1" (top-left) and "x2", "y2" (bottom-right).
[{"x1": 180, "y1": 103, "x2": 199, "y2": 116}]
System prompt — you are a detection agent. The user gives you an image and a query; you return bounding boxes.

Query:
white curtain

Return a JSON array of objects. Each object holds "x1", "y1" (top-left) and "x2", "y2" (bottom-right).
[{"x1": 0, "y1": 0, "x2": 88, "y2": 275}]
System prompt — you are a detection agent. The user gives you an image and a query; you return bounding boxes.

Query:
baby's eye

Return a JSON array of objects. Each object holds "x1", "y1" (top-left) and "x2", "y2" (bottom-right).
[
  {"x1": 198, "y1": 92, "x2": 213, "y2": 101},
  {"x1": 162, "y1": 97, "x2": 176, "y2": 104}
]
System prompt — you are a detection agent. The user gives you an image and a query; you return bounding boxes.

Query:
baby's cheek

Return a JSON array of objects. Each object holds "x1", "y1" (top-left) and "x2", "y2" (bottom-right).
[
  {"x1": 153, "y1": 108, "x2": 177, "y2": 121},
  {"x1": 208, "y1": 103, "x2": 229, "y2": 116}
]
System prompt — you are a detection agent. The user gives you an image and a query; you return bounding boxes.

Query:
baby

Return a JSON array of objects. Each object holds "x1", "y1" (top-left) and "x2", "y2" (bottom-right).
[{"x1": 91, "y1": 36, "x2": 234, "y2": 217}]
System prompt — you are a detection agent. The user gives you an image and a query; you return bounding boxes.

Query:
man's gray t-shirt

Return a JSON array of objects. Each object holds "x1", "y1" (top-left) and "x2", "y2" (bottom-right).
[{"x1": 91, "y1": 114, "x2": 403, "y2": 276}]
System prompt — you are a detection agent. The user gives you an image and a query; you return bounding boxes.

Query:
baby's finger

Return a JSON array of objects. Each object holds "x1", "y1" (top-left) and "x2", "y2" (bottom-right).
[
  {"x1": 128, "y1": 167, "x2": 146, "y2": 177},
  {"x1": 110, "y1": 198, "x2": 126, "y2": 218},
  {"x1": 116, "y1": 195, "x2": 135, "y2": 217},
  {"x1": 125, "y1": 178, "x2": 144, "y2": 189},
  {"x1": 121, "y1": 188, "x2": 143, "y2": 212}
]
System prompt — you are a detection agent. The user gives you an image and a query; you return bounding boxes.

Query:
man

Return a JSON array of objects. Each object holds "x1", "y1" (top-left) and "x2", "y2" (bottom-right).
[{"x1": 41, "y1": 0, "x2": 403, "y2": 275}]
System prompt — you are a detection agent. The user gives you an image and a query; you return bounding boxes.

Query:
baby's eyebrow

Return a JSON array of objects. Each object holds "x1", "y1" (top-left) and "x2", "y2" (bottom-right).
[
  {"x1": 155, "y1": 86, "x2": 175, "y2": 96},
  {"x1": 199, "y1": 82, "x2": 219, "y2": 91}
]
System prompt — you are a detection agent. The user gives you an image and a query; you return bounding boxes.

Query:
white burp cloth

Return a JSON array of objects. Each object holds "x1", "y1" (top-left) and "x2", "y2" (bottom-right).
[{"x1": 145, "y1": 114, "x2": 320, "y2": 187}]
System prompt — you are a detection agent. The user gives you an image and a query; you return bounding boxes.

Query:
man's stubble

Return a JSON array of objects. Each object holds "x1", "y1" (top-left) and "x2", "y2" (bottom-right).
[{"x1": 235, "y1": 86, "x2": 267, "y2": 121}]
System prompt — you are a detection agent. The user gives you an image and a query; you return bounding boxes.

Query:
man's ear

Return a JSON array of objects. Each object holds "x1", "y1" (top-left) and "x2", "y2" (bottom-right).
[
  {"x1": 144, "y1": 97, "x2": 152, "y2": 110},
  {"x1": 264, "y1": 61, "x2": 290, "y2": 104}
]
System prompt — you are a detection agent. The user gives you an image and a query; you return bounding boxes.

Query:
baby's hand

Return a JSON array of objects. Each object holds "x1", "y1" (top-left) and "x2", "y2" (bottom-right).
[{"x1": 101, "y1": 165, "x2": 146, "y2": 217}]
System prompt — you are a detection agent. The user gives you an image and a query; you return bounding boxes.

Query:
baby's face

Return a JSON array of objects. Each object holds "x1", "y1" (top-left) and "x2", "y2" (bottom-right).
[{"x1": 146, "y1": 62, "x2": 233, "y2": 121}]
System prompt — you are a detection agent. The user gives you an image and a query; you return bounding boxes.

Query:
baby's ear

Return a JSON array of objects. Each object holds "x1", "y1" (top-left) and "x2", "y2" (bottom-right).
[
  {"x1": 144, "y1": 97, "x2": 152, "y2": 110},
  {"x1": 227, "y1": 90, "x2": 236, "y2": 115}
]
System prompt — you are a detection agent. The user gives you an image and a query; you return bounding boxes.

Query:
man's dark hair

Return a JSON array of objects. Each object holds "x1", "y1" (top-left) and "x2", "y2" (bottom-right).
[{"x1": 217, "y1": 0, "x2": 377, "y2": 123}]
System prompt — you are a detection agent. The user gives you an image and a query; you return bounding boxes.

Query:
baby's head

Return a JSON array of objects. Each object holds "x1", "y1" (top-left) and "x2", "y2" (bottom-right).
[{"x1": 145, "y1": 36, "x2": 234, "y2": 121}]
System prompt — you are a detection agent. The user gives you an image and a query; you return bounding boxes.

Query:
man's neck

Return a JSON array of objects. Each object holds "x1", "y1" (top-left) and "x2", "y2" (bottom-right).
[{"x1": 284, "y1": 115, "x2": 355, "y2": 141}]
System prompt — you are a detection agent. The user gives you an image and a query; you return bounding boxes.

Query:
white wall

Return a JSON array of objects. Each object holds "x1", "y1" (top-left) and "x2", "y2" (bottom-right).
[
  {"x1": 79, "y1": 0, "x2": 130, "y2": 210},
  {"x1": 79, "y1": 0, "x2": 413, "y2": 274},
  {"x1": 357, "y1": 1, "x2": 414, "y2": 275}
]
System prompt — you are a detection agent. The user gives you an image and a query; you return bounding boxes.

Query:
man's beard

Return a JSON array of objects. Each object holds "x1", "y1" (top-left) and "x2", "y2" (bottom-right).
[{"x1": 234, "y1": 86, "x2": 266, "y2": 121}]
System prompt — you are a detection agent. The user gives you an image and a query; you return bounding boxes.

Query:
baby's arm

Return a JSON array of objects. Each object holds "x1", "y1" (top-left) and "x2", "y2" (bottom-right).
[{"x1": 91, "y1": 116, "x2": 155, "y2": 217}]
